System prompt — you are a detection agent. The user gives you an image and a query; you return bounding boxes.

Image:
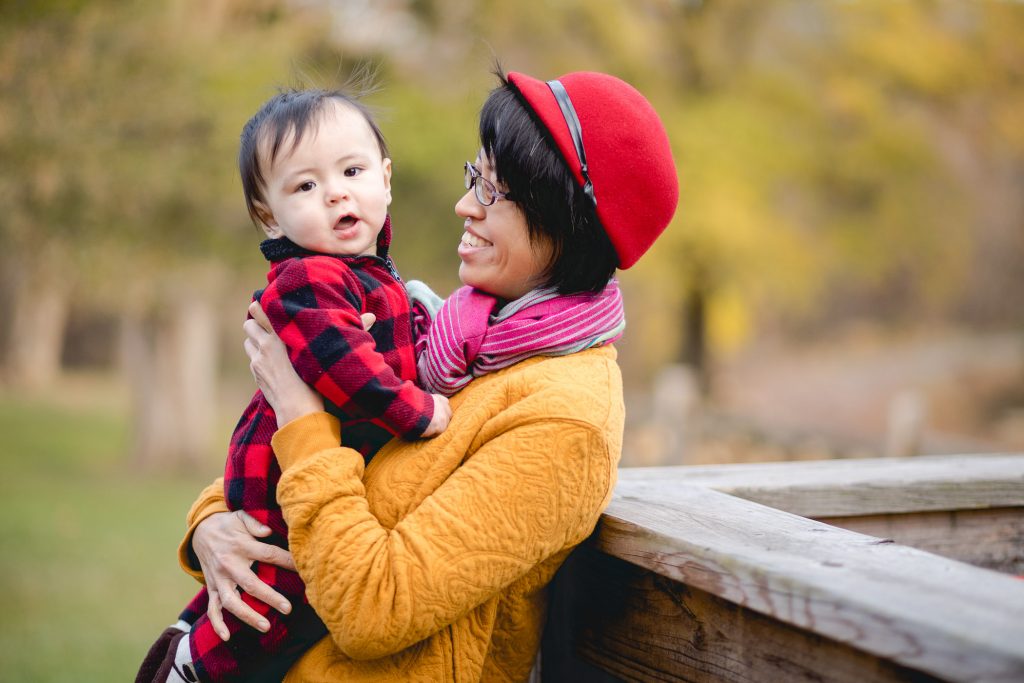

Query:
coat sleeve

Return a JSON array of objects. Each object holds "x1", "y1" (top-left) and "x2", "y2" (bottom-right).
[
  {"x1": 272, "y1": 408, "x2": 617, "y2": 661},
  {"x1": 262, "y1": 257, "x2": 433, "y2": 438}
]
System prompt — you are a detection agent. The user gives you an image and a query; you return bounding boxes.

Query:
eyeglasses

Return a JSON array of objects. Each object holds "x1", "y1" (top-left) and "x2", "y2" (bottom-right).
[{"x1": 464, "y1": 162, "x2": 513, "y2": 206}]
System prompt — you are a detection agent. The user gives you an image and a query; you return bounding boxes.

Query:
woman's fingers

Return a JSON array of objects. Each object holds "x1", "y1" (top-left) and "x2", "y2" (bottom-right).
[
  {"x1": 191, "y1": 511, "x2": 294, "y2": 634},
  {"x1": 235, "y1": 509, "x2": 271, "y2": 537},
  {"x1": 220, "y1": 514, "x2": 295, "y2": 613},
  {"x1": 215, "y1": 572, "x2": 271, "y2": 633},
  {"x1": 248, "y1": 300, "x2": 273, "y2": 332},
  {"x1": 205, "y1": 554, "x2": 290, "y2": 632},
  {"x1": 256, "y1": 542, "x2": 298, "y2": 573},
  {"x1": 237, "y1": 568, "x2": 293, "y2": 616},
  {"x1": 243, "y1": 318, "x2": 273, "y2": 349},
  {"x1": 206, "y1": 586, "x2": 229, "y2": 641},
  {"x1": 243, "y1": 336, "x2": 258, "y2": 363}
]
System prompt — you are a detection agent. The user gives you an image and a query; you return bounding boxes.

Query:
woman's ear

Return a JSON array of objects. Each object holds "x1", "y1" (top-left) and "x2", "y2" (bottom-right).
[{"x1": 255, "y1": 202, "x2": 282, "y2": 238}]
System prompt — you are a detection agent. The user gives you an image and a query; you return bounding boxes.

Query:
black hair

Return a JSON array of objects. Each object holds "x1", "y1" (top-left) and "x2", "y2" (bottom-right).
[
  {"x1": 239, "y1": 88, "x2": 389, "y2": 227},
  {"x1": 479, "y1": 73, "x2": 619, "y2": 295}
]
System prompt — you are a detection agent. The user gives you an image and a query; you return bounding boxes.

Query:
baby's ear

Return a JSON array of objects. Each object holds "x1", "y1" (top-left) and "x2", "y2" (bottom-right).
[
  {"x1": 254, "y1": 202, "x2": 282, "y2": 238},
  {"x1": 382, "y1": 158, "x2": 393, "y2": 206}
]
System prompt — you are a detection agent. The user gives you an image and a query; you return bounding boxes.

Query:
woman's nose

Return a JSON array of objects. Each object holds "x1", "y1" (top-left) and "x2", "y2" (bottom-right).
[{"x1": 455, "y1": 189, "x2": 483, "y2": 219}]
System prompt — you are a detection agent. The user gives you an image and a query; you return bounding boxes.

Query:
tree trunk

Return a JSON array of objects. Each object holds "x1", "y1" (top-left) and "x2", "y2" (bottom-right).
[
  {"x1": 122, "y1": 295, "x2": 218, "y2": 471},
  {"x1": 681, "y1": 284, "x2": 711, "y2": 397},
  {"x1": 1, "y1": 249, "x2": 73, "y2": 390}
]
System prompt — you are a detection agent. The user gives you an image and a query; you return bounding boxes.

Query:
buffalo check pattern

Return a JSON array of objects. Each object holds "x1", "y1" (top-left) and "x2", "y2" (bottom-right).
[{"x1": 178, "y1": 226, "x2": 434, "y2": 682}]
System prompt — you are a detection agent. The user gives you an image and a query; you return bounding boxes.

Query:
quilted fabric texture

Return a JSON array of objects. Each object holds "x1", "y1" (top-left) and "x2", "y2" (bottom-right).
[{"x1": 179, "y1": 347, "x2": 624, "y2": 682}]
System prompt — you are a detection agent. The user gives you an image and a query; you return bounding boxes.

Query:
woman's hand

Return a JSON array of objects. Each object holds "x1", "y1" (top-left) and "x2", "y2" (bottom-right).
[
  {"x1": 192, "y1": 510, "x2": 297, "y2": 640},
  {"x1": 244, "y1": 301, "x2": 324, "y2": 427}
]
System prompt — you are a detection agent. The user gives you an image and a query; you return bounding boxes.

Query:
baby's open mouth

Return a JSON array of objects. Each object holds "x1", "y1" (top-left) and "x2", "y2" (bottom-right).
[{"x1": 336, "y1": 215, "x2": 358, "y2": 229}]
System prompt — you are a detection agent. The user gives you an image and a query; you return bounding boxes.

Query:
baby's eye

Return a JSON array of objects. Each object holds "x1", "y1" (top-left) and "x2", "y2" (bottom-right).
[
  {"x1": 297, "y1": 181, "x2": 316, "y2": 192},
  {"x1": 344, "y1": 167, "x2": 363, "y2": 177}
]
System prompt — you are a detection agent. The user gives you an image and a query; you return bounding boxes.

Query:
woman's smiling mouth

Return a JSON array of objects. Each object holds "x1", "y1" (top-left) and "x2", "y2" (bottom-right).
[{"x1": 460, "y1": 231, "x2": 492, "y2": 248}]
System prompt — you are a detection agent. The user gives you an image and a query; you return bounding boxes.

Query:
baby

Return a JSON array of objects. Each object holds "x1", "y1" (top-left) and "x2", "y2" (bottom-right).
[{"x1": 137, "y1": 88, "x2": 451, "y2": 683}]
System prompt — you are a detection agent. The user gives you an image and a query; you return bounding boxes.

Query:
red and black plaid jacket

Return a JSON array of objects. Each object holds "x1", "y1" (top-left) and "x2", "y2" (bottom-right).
[{"x1": 179, "y1": 217, "x2": 434, "y2": 682}]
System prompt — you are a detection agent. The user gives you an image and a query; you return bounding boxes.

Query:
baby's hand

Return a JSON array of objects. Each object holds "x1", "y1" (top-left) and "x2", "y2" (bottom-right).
[{"x1": 422, "y1": 394, "x2": 452, "y2": 437}]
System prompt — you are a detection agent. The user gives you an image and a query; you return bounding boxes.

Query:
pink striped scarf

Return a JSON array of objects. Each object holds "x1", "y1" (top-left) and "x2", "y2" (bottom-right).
[{"x1": 410, "y1": 280, "x2": 626, "y2": 397}]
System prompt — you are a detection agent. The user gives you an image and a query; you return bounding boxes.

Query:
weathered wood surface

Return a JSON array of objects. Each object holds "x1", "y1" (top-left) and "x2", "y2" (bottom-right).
[
  {"x1": 588, "y1": 481, "x2": 1024, "y2": 682},
  {"x1": 543, "y1": 548, "x2": 944, "y2": 683},
  {"x1": 820, "y1": 507, "x2": 1024, "y2": 574},
  {"x1": 615, "y1": 453, "x2": 1024, "y2": 517}
]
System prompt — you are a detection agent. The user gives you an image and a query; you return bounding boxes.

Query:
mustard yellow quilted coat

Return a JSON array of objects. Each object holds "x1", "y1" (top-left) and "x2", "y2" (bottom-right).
[{"x1": 178, "y1": 347, "x2": 624, "y2": 682}]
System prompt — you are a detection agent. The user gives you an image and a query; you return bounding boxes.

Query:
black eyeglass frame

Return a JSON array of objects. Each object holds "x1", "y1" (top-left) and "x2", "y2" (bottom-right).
[{"x1": 464, "y1": 161, "x2": 513, "y2": 207}]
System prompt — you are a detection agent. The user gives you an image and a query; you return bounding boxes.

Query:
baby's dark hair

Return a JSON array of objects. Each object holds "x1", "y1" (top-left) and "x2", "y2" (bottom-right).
[
  {"x1": 239, "y1": 88, "x2": 388, "y2": 226},
  {"x1": 480, "y1": 73, "x2": 618, "y2": 295}
]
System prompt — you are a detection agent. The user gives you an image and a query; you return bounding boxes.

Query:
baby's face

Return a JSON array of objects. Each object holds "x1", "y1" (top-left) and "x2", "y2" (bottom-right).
[{"x1": 258, "y1": 101, "x2": 392, "y2": 257}]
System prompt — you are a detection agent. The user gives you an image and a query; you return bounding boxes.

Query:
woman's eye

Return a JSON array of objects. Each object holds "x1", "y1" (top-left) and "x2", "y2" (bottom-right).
[{"x1": 298, "y1": 181, "x2": 316, "y2": 192}]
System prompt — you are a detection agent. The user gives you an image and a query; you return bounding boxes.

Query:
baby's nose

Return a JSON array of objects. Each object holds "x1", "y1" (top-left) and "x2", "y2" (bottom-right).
[{"x1": 325, "y1": 180, "x2": 349, "y2": 203}]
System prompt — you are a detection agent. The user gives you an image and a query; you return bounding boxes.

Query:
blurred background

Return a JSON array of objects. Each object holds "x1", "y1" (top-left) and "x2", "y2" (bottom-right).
[{"x1": 2, "y1": 0, "x2": 1023, "y2": 679}]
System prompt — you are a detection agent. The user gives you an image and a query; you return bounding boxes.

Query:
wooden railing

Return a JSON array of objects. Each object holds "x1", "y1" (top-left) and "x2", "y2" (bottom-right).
[{"x1": 540, "y1": 454, "x2": 1024, "y2": 683}]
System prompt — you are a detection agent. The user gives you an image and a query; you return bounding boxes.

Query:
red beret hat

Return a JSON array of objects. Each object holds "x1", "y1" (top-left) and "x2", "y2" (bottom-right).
[{"x1": 507, "y1": 71, "x2": 678, "y2": 269}]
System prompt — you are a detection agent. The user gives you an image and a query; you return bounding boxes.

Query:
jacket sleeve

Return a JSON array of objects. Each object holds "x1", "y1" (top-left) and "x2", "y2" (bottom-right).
[
  {"x1": 272, "y1": 408, "x2": 617, "y2": 661},
  {"x1": 261, "y1": 257, "x2": 433, "y2": 438}
]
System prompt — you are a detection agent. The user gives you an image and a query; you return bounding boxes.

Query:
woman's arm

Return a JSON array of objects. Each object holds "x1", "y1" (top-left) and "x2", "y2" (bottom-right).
[
  {"x1": 274, "y1": 409, "x2": 616, "y2": 660},
  {"x1": 246, "y1": 300, "x2": 619, "y2": 659}
]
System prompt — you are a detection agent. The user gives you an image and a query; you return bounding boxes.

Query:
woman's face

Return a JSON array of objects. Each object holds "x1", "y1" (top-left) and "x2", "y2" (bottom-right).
[{"x1": 455, "y1": 153, "x2": 553, "y2": 301}]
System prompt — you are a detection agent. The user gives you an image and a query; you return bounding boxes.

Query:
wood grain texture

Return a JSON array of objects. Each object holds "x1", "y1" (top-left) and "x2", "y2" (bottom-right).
[
  {"x1": 596, "y1": 483, "x2": 1024, "y2": 683},
  {"x1": 820, "y1": 507, "x2": 1024, "y2": 574},
  {"x1": 543, "y1": 547, "x2": 944, "y2": 683},
  {"x1": 615, "y1": 453, "x2": 1024, "y2": 517}
]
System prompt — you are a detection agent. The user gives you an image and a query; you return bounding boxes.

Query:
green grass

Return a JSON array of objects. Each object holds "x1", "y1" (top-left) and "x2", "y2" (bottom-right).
[{"x1": 0, "y1": 385, "x2": 216, "y2": 681}]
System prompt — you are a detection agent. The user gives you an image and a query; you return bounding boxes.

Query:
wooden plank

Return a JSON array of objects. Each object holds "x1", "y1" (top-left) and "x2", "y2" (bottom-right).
[
  {"x1": 598, "y1": 484, "x2": 1024, "y2": 683},
  {"x1": 820, "y1": 507, "x2": 1024, "y2": 574},
  {"x1": 615, "y1": 453, "x2": 1024, "y2": 517},
  {"x1": 543, "y1": 547, "x2": 943, "y2": 683}
]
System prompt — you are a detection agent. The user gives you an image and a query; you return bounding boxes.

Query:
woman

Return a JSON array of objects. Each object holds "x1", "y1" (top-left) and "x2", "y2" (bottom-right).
[{"x1": 177, "y1": 69, "x2": 677, "y2": 681}]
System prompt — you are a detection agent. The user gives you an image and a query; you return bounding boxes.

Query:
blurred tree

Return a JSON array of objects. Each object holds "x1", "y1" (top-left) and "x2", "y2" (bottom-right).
[
  {"x1": 609, "y1": 1, "x2": 966, "y2": 392},
  {"x1": 575, "y1": 0, "x2": 1022, "y2": 395},
  {"x1": 0, "y1": 0, "x2": 331, "y2": 467},
  {"x1": 2, "y1": 0, "x2": 1021, "y2": 462}
]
